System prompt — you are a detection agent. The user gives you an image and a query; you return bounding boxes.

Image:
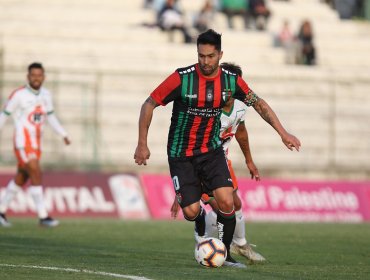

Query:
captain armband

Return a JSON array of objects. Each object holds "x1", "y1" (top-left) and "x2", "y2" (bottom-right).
[{"x1": 244, "y1": 89, "x2": 259, "y2": 107}]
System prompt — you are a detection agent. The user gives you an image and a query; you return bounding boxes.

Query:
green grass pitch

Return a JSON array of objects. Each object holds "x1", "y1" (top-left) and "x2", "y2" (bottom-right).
[{"x1": 0, "y1": 219, "x2": 369, "y2": 280}]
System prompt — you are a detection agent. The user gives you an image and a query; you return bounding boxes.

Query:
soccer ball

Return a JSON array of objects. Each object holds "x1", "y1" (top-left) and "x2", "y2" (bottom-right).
[{"x1": 194, "y1": 237, "x2": 227, "y2": 268}]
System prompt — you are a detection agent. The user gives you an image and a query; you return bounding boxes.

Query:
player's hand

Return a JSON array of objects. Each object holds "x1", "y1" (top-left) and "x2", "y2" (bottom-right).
[
  {"x1": 281, "y1": 132, "x2": 301, "y2": 151},
  {"x1": 134, "y1": 145, "x2": 150, "y2": 165},
  {"x1": 63, "y1": 137, "x2": 71, "y2": 145},
  {"x1": 246, "y1": 161, "x2": 260, "y2": 181},
  {"x1": 170, "y1": 197, "x2": 180, "y2": 219}
]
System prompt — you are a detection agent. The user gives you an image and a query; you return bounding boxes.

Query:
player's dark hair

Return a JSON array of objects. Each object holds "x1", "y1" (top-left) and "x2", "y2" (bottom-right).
[
  {"x1": 220, "y1": 62, "x2": 243, "y2": 77},
  {"x1": 197, "y1": 29, "x2": 222, "y2": 51},
  {"x1": 28, "y1": 62, "x2": 44, "y2": 73}
]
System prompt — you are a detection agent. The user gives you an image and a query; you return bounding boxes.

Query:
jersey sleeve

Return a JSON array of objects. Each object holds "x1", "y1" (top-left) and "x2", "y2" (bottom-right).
[
  {"x1": 44, "y1": 90, "x2": 55, "y2": 114},
  {"x1": 150, "y1": 71, "x2": 181, "y2": 106},
  {"x1": 233, "y1": 76, "x2": 258, "y2": 107},
  {"x1": 3, "y1": 90, "x2": 20, "y2": 114},
  {"x1": 47, "y1": 113, "x2": 67, "y2": 137}
]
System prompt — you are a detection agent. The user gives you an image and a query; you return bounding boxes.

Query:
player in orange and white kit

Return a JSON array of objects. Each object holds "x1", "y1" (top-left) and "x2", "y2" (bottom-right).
[
  {"x1": 171, "y1": 62, "x2": 265, "y2": 263},
  {"x1": 0, "y1": 62, "x2": 70, "y2": 227}
]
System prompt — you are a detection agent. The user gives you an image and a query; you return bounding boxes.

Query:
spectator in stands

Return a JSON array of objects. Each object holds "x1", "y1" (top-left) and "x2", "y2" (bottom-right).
[
  {"x1": 220, "y1": 0, "x2": 251, "y2": 30},
  {"x1": 333, "y1": 0, "x2": 360, "y2": 19},
  {"x1": 296, "y1": 19, "x2": 316, "y2": 65},
  {"x1": 157, "y1": 0, "x2": 193, "y2": 43},
  {"x1": 273, "y1": 19, "x2": 296, "y2": 64},
  {"x1": 249, "y1": 0, "x2": 271, "y2": 31},
  {"x1": 274, "y1": 19, "x2": 293, "y2": 47},
  {"x1": 193, "y1": 0, "x2": 216, "y2": 33},
  {"x1": 143, "y1": 0, "x2": 154, "y2": 9}
]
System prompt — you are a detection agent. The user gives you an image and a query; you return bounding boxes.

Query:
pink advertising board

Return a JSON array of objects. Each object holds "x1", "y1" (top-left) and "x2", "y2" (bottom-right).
[
  {"x1": 0, "y1": 172, "x2": 150, "y2": 219},
  {"x1": 237, "y1": 179, "x2": 370, "y2": 222},
  {"x1": 1, "y1": 171, "x2": 369, "y2": 222},
  {"x1": 141, "y1": 174, "x2": 370, "y2": 222}
]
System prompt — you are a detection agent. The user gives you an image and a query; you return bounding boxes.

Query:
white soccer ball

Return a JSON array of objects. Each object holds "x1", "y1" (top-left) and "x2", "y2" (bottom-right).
[{"x1": 194, "y1": 237, "x2": 227, "y2": 268}]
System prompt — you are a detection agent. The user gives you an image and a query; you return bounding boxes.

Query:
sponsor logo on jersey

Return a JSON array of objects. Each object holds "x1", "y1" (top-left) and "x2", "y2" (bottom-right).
[
  {"x1": 28, "y1": 105, "x2": 46, "y2": 125},
  {"x1": 185, "y1": 94, "x2": 197, "y2": 99},
  {"x1": 187, "y1": 107, "x2": 220, "y2": 117}
]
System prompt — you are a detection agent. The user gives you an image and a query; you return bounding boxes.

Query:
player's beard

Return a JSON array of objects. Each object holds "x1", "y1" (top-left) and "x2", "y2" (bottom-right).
[
  {"x1": 29, "y1": 80, "x2": 42, "y2": 90},
  {"x1": 199, "y1": 63, "x2": 219, "y2": 77}
]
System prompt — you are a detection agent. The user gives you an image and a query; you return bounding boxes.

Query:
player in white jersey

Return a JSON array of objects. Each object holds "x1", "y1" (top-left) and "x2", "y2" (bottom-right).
[
  {"x1": 0, "y1": 62, "x2": 70, "y2": 227},
  {"x1": 171, "y1": 62, "x2": 265, "y2": 263}
]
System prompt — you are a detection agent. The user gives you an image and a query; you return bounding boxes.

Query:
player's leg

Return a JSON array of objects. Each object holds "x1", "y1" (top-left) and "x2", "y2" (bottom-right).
[
  {"x1": 169, "y1": 158, "x2": 206, "y2": 242},
  {"x1": 0, "y1": 169, "x2": 28, "y2": 227},
  {"x1": 182, "y1": 201, "x2": 207, "y2": 242},
  {"x1": 27, "y1": 159, "x2": 48, "y2": 219},
  {"x1": 202, "y1": 149, "x2": 235, "y2": 252},
  {"x1": 230, "y1": 191, "x2": 265, "y2": 263},
  {"x1": 232, "y1": 191, "x2": 247, "y2": 246},
  {"x1": 200, "y1": 148, "x2": 246, "y2": 268},
  {"x1": 26, "y1": 156, "x2": 59, "y2": 227},
  {"x1": 204, "y1": 209, "x2": 218, "y2": 237},
  {"x1": 226, "y1": 160, "x2": 248, "y2": 246},
  {"x1": 203, "y1": 197, "x2": 218, "y2": 238},
  {"x1": 213, "y1": 186, "x2": 246, "y2": 267},
  {"x1": 0, "y1": 149, "x2": 30, "y2": 227},
  {"x1": 225, "y1": 159, "x2": 265, "y2": 262},
  {"x1": 212, "y1": 187, "x2": 235, "y2": 247}
]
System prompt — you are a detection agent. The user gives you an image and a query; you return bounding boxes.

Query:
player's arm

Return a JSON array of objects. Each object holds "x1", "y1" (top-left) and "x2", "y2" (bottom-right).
[
  {"x1": 135, "y1": 72, "x2": 180, "y2": 165},
  {"x1": 170, "y1": 196, "x2": 180, "y2": 219},
  {"x1": 235, "y1": 122, "x2": 260, "y2": 181},
  {"x1": 134, "y1": 96, "x2": 159, "y2": 166},
  {"x1": 45, "y1": 92, "x2": 70, "y2": 145},
  {"x1": 252, "y1": 97, "x2": 301, "y2": 151},
  {"x1": 235, "y1": 77, "x2": 301, "y2": 151},
  {"x1": 47, "y1": 112, "x2": 70, "y2": 145}
]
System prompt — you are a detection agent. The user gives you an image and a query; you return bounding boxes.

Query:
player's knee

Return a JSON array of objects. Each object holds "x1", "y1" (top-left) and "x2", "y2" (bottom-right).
[
  {"x1": 216, "y1": 198, "x2": 234, "y2": 213},
  {"x1": 182, "y1": 204, "x2": 201, "y2": 221},
  {"x1": 27, "y1": 160, "x2": 39, "y2": 171}
]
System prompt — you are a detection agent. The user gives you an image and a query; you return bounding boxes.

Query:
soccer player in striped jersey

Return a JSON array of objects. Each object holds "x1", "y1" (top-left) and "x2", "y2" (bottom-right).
[
  {"x1": 0, "y1": 62, "x2": 70, "y2": 227},
  {"x1": 171, "y1": 62, "x2": 266, "y2": 264},
  {"x1": 135, "y1": 29, "x2": 300, "y2": 268}
]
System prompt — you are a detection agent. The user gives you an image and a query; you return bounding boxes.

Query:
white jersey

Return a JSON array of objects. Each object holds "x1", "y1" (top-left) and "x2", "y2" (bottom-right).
[
  {"x1": 2, "y1": 85, "x2": 66, "y2": 150},
  {"x1": 220, "y1": 99, "x2": 247, "y2": 153}
]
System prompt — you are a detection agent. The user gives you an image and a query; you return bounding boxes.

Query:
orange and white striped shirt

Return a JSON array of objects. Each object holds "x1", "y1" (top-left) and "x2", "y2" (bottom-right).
[{"x1": 0, "y1": 85, "x2": 67, "y2": 151}]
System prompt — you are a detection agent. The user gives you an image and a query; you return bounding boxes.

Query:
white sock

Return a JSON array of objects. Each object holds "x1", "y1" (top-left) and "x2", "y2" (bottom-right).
[
  {"x1": 29, "y1": 185, "x2": 48, "y2": 219},
  {"x1": 232, "y1": 209, "x2": 247, "y2": 246},
  {"x1": 0, "y1": 180, "x2": 21, "y2": 213},
  {"x1": 205, "y1": 210, "x2": 218, "y2": 238}
]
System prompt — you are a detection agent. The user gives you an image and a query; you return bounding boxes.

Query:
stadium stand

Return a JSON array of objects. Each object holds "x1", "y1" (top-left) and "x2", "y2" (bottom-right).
[{"x1": 0, "y1": 0, "x2": 369, "y2": 179}]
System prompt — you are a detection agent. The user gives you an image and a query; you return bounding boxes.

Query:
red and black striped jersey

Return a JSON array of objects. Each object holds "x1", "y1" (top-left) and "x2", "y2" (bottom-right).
[{"x1": 151, "y1": 63, "x2": 253, "y2": 158}]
